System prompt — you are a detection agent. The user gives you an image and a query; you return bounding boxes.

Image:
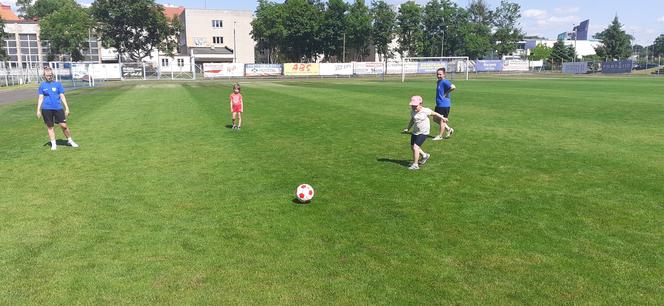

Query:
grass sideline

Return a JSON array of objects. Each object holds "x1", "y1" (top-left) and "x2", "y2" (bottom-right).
[{"x1": 0, "y1": 77, "x2": 663, "y2": 304}]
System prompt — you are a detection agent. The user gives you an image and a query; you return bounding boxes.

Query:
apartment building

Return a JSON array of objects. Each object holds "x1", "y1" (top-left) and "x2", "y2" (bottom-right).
[{"x1": 179, "y1": 9, "x2": 256, "y2": 64}]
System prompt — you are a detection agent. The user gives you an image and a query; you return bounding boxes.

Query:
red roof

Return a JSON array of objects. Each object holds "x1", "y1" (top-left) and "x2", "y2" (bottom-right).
[
  {"x1": 163, "y1": 6, "x2": 184, "y2": 21},
  {"x1": 0, "y1": 3, "x2": 20, "y2": 21}
]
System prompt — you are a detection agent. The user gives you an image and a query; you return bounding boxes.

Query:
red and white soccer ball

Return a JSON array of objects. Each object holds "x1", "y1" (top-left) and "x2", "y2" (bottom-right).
[{"x1": 296, "y1": 184, "x2": 315, "y2": 203}]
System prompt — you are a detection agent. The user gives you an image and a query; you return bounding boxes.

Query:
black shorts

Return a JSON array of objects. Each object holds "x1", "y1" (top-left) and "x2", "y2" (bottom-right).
[
  {"x1": 435, "y1": 106, "x2": 451, "y2": 118},
  {"x1": 411, "y1": 134, "x2": 428, "y2": 146},
  {"x1": 42, "y1": 109, "x2": 66, "y2": 127}
]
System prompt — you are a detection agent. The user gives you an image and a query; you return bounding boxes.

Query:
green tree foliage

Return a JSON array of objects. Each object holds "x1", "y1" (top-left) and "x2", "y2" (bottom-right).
[
  {"x1": 371, "y1": 0, "x2": 397, "y2": 60},
  {"x1": 371, "y1": 0, "x2": 396, "y2": 61},
  {"x1": 396, "y1": 1, "x2": 423, "y2": 58},
  {"x1": 39, "y1": 2, "x2": 94, "y2": 61},
  {"x1": 280, "y1": 0, "x2": 322, "y2": 62},
  {"x1": 550, "y1": 40, "x2": 577, "y2": 66},
  {"x1": 319, "y1": 0, "x2": 348, "y2": 61},
  {"x1": 492, "y1": 0, "x2": 524, "y2": 57},
  {"x1": 440, "y1": 3, "x2": 469, "y2": 57},
  {"x1": 652, "y1": 34, "x2": 664, "y2": 57},
  {"x1": 463, "y1": 0, "x2": 492, "y2": 59},
  {"x1": 593, "y1": 16, "x2": 632, "y2": 60},
  {"x1": 421, "y1": 0, "x2": 445, "y2": 57},
  {"x1": 251, "y1": 0, "x2": 285, "y2": 64},
  {"x1": 528, "y1": 43, "x2": 551, "y2": 61},
  {"x1": 15, "y1": 0, "x2": 32, "y2": 19},
  {"x1": 346, "y1": 0, "x2": 372, "y2": 61},
  {"x1": 91, "y1": 0, "x2": 180, "y2": 61},
  {"x1": 0, "y1": 16, "x2": 7, "y2": 62},
  {"x1": 16, "y1": 0, "x2": 78, "y2": 19}
]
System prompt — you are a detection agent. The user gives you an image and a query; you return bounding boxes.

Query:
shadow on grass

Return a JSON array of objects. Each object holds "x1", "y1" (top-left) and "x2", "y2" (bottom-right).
[
  {"x1": 377, "y1": 157, "x2": 411, "y2": 167},
  {"x1": 42, "y1": 139, "x2": 73, "y2": 147},
  {"x1": 292, "y1": 198, "x2": 311, "y2": 205}
]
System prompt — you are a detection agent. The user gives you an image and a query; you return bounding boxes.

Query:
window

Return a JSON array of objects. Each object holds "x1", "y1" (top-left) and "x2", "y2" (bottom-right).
[
  {"x1": 213, "y1": 36, "x2": 223, "y2": 44},
  {"x1": 212, "y1": 20, "x2": 223, "y2": 28},
  {"x1": 161, "y1": 58, "x2": 169, "y2": 67},
  {"x1": 177, "y1": 59, "x2": 185, "y2": 67}
]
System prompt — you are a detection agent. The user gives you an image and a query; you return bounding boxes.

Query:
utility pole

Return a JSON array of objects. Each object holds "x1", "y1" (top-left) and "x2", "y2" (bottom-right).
[
  {"x1": 342, "y1": 33, "x2": 346, "y2": 63},
  {"x1": 233, "y1": 21, "x2": 237, "y2": 63}
]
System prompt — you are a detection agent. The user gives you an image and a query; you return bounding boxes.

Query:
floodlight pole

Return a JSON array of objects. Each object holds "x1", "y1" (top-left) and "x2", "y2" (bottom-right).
[
  {"x1": 233, "y1": 21, "x2": 237, "y2": 63},
  {"x1": 343, "y1": 33, "x2": 346, "y2": 63}
]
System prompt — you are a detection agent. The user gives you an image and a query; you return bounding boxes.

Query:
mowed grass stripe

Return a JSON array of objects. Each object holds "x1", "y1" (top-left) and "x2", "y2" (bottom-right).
[{"x1": 0, "y1": 78, "x2": 662, "y2": 304}]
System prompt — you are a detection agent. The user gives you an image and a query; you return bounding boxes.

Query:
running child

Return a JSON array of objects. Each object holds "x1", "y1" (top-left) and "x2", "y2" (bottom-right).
[{"x1": 403, "y1": 96, "x2": 448, "y2": 170}]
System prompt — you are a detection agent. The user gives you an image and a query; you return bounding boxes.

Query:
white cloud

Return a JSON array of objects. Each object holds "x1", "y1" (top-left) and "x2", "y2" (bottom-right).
[
  {"x1": 658, "y1": 16, "x2": 664, "y2": 23},
  {"x1": 523, "y1": 9, "x2": 547, "y2": 19}
]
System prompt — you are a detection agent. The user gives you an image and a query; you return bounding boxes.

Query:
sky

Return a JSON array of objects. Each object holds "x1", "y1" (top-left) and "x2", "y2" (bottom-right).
[{"x1": 4, "y1": 0, "x2": 663, "y2": 45}]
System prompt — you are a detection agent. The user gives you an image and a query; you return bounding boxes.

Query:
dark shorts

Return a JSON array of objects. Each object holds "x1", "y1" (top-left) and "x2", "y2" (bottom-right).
[
  {"x1": 42, "y1": 109, "x2": 66, "y2": 127},
  {"x1": 411, "y1": 134, "x2": 428, "y2": 147},
  {"x1": 435, "y1": 106, "x2": 451, "y2": 118}
]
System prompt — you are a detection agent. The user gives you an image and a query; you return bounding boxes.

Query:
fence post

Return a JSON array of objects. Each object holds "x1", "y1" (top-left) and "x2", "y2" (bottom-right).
[{"x1": 143, "y1": 62, "x2": 147, "y2": 80}]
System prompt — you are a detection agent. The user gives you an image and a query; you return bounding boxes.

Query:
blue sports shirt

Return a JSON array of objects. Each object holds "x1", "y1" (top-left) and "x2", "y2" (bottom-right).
[
  {"x1": 38, "y1": 81, "x2": 65, "y2": 110},
  {"x1": 435, "y1": 79, "x2": 452, "y2": 108}
]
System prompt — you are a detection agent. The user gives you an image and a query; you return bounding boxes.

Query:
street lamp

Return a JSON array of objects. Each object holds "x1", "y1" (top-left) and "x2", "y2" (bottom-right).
[{"x1": 233, "y1": 21, "x2": 237, "y2": 63}]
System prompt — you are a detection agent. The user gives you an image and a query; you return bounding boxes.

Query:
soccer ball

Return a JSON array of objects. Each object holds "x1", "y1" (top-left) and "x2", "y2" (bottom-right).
[{"x1": 296, "y1": 184, "x2": 315, "y2": 203}]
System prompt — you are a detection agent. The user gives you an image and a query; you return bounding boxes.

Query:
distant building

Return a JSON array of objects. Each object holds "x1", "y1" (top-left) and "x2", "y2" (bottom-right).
[{"x1": 179, "y1": 9, "x2": 256, "y2": 64}]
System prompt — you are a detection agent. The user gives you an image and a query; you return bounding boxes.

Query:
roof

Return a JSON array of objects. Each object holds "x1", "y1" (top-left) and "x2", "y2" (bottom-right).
[
  {"x1": 163, "y1": 6, "x2": 184, "y2": 21},
  {"x1": 0, "y1": 3, "x2": 20, "y2": 21},
  {"x1": 189, "y1": 47, "x2": 234, "y2": 55}
]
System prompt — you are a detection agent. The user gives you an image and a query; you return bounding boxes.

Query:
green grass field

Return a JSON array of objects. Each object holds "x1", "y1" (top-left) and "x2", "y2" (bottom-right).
[{"x1": 1, "y1": 76, "x2": 663, "y2": 304}]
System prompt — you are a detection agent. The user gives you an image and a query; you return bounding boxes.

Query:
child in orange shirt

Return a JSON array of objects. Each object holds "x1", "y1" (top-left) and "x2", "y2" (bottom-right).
[{"x1": 230, "y1": 83, "x2": 243, "y2": 130}]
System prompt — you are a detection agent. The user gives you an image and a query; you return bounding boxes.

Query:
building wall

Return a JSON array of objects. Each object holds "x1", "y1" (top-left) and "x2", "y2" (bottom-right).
[{"x1": 181, "y1": 9, "x2": 255, "y2": 63}]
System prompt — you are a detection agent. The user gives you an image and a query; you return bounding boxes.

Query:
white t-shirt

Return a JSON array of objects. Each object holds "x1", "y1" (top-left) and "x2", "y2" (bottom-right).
[{"x1": 411, "y1": 107, "x2": 433, "y2": 135}]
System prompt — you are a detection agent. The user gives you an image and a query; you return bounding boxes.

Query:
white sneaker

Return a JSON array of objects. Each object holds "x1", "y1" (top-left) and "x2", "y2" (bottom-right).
[
  {"x1": 51, "y1": 145, "x2": 57, "y2": 151},
  {"x1": 432, "y1": 135, "x2": 444, "y2": 141},
  {"x1": 419, "y1": 153, "x2": 430, "y2": 165},
  {"x1": 408, "y1": 163, "x2": 420, "y2": 170},
  {"x1": 445, "y1": 128, "x2": 455, "y2": 138},
  {"x1": 68, "y1": 141, "x2": 79, "y2": 148}
]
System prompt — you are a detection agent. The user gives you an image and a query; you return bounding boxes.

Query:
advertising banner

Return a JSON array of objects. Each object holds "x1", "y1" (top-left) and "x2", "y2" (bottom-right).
[
  {"x1": 602, "y1": 60, "x2": 633, "y2": 74},
  {"x1": 562, "y1": 62, "x2": 588, "y2": 74},
  {"x1": 386, "y1": 62, "x2": 418, "y2": 74},
  {"x1": 121, "y1": 63, "x2": 144, "y2": 79},
  {"x1": 353, "y1": 62, "x2": 385, "y2": 75},
  {"x1": 502, "y1": 59, "x2": 529, "y2": 71},
  {"x1": 320, "y1": 63, "x2": 353, "y2": 76},
  {"x1": 90, "y1": 64, "x2": 121, "y2": 79},
  {"x1": 284, "y1": 63, "x2": 321, "y2": 76},
  {"x1": 475, "y1": 60, "x2": 503, "y2": 72},
  {"x1": 417, "y1": 61, "x2": 446, "y2": 74},
  {"x1": 204, "y1": 63, "x2": 244, "y2": 77},
  {"x1": 245, "y1": 64, "x2": 283, "y2": 77}
]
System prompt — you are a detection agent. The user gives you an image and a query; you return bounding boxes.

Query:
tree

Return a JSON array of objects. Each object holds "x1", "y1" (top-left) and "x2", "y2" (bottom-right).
[
  {"x1": 91, "y1": 0, "x2": 181, "y2": 61},
  {"x1": 653, "y1": 34, "x2": 664, "y2": 57},
  {"x1": 550, "y1": 40, "x2": 573, "y2": 66},
  {"x1": 593, "y1": 16, "x2": 632, "y2": 60},
  {"x1": 16, "y1": 0, "x2": 33, "y2": 19},
  {"x1": 346, "y1": 0, "x2": 372, "y2": 61},
  {"x1": 279, "y1": 0, "x2": 322, "y2": 62},
  {"x1": 528, "y1": 43, "x2": 551, "y2": 62},
  {"x1": 396, "y1": 1, "x2": 423, "y2": 58},
  {"x1": 16, "y1": 0, "x2": 78, "y2": 19},
  {"x1": 463, "y1": 0, "x2": 492, "y2": 59},
  {"x1": 492, "y1": 0, "x2": 524, "y2": 57},
  {"x1": 440, "y1": 3, "x2": 468, "y2": 57},
  {"x1": 421, "y1": 0, "x2": 445, "y2": 57},
  {"x1": 0, "y1": 16, "x2": 7, "y2": 62},
  {"x1": 319, "y1": 0, "x2": 348, "y2": 61},
  {"x1": 39, "y1": 2, "x2": 94, "y2": 61},
  {"x1": 251, "y1": 0, "x2": 285, "y2": 63},
  {"x1": 370, "y1": 0, "x2": 396, "y2": 61}
]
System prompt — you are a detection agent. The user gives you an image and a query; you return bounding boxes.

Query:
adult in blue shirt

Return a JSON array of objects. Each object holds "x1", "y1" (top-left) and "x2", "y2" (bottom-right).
[
  {"x1": 37, "y1": 67, "x2": 79, "y2": 150},
  {"x1": 433, "y1": 67, "x2": 456, "y2": 141}
]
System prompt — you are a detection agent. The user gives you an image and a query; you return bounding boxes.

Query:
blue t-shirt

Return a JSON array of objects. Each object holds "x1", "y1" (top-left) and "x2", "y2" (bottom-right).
[
  {"x1": 38, "y1": 81, "x2": 65, "y2": 110},
  {"x1": 436, "y1": 79, "x2": 452, "y2": 108}
]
